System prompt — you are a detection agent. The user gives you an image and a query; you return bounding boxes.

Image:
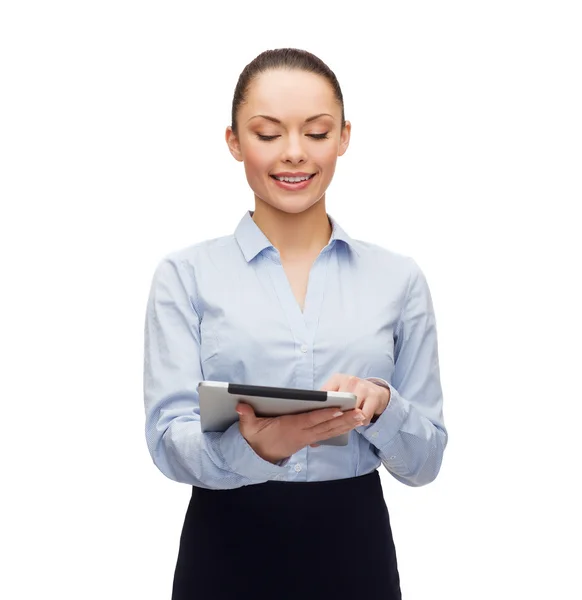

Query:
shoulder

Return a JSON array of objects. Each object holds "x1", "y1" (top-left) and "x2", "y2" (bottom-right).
[
  {"x1": 162, "y1": 233, "x2": 238, "y2": 267},
  {"x1": 150, "y1": 233, "x2": 239, "y2": 291},
  {"x1": 347, "y1": 237, "x2": 421, "y2": 281}
]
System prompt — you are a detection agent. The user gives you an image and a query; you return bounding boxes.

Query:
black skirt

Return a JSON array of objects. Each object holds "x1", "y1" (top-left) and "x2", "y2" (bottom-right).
[{"x1": 172, "y1": 469, "x2": 401, "y2": 599}]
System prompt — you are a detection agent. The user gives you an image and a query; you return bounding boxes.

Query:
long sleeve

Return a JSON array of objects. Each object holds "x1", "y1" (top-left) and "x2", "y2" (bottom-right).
[
  {"x1": 359, "y1": 258, "x2": 448, "y2": 487},
  {"x1": 143, "y1": 256, "x2": 288, "y2": 490}
]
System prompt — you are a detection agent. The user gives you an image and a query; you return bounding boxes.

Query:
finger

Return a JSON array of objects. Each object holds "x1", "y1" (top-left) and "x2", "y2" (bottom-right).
[
  {"x1": 329, "y1": 375, "x2": 364, "y2": 407},
  {"x1": 345, "y1": 375, "x2": 360, "y2": 393},
  {"x1": 308, "y1": 416, "x2": 364, "y2": 444},
  {"x1": 298, "y1": 406, "x2": 347, "y2": 428},
  {"x1": 309, "y1": 443, "x2": 320, "y2": 448},
  {"x1": 307, "y1": 408, "x2": 365, "y2": 438},
  {"x1": 320, "y1": 374, "x2": 365, "y2": 424},
  {"x1": 334, "y1": 377, "x2": 368, "y2": 419},
  {"x1": 320, "y1": 373, "x2": 346, "y2": 392},
  {"x1": 357, "y1": 398, "x2": 375, "y2": 426}
]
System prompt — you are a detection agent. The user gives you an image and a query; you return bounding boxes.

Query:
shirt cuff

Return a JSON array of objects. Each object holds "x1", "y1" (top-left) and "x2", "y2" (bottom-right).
[{"x1": 219, "y1": 421, "x2": 289, "y2": 481}]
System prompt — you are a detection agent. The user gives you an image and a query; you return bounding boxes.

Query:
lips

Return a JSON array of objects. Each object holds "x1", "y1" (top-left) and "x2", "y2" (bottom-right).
[
  {"x1": 270, "y1": 173, "x2": 317, "y2": 191},
  {"x1": 270, "y1": 173, "x2": 316, "y2": 182}
]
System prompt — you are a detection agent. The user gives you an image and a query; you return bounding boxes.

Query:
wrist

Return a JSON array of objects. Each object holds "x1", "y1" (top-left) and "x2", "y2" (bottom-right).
[{"x1": 249, "y1": 440, "x2": 287, "y2": 465}]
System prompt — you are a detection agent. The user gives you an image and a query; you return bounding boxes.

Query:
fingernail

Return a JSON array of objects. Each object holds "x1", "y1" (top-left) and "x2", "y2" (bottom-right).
[
  {"x1": 354, "y1": 414, "x2": 365, "y2": 421},
  {"x1": 333, "y1": 411, "x2": 343, "y2": 418}
]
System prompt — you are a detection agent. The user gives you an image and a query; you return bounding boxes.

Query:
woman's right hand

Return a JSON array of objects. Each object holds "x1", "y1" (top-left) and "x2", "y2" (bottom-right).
[{"x1": 235, "y1": 402, "x2": 366, "y2": 464}]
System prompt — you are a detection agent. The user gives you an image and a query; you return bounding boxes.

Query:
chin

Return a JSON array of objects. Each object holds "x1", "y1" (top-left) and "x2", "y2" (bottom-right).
[{"x1": 262, "y1": 197, "x2": 322, "y2": 215}]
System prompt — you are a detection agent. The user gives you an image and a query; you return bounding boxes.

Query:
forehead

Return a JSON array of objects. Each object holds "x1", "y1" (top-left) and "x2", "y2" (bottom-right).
[{"x1": 242, "y1": 69, "x2": 339, "y2": 121}]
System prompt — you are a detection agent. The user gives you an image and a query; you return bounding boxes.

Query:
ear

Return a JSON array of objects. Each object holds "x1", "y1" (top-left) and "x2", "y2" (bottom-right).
[
  {"x1": 337, "y1": 120, "x2": 351, "y2": 157},
  {"x1": 225, "y1": 126, "x2": 243, "y2": 162}
]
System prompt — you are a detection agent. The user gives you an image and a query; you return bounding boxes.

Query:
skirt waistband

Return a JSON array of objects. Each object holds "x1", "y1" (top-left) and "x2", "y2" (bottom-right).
[{"x1": 190, "y1": 470, "x2": 384, "y2": 515}]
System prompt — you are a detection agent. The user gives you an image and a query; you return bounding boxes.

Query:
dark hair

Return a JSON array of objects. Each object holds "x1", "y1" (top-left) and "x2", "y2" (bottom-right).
[{"x1": 231, "y1": 48, "x2": 346, "y2": 135}]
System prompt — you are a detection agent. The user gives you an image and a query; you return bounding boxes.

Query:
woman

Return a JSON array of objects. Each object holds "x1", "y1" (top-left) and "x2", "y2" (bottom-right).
[{"x1": 143, "y1": 48, "x2": 447, "y2": 599}]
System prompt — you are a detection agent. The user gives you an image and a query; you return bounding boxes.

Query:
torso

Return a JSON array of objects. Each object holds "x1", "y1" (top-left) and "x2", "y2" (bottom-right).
[{"x1": 281, "y1": 257, "x2": 316, "y2": 312}]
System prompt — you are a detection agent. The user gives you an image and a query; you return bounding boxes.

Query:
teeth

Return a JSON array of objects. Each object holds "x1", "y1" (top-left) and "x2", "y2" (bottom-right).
[{"x1": 274, "y1": 175, "x2": 311, "y2": 182}]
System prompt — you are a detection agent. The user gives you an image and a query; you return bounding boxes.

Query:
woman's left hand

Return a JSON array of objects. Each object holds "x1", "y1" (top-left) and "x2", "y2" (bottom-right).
[{"x1": 320, "y1": 374, "x2": 390, "y2": 429}]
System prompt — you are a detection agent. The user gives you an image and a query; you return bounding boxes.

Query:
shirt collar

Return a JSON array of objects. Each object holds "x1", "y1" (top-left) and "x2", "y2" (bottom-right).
[{"x1": 234, "y1": 210, "x2": 358, "y2": 263}]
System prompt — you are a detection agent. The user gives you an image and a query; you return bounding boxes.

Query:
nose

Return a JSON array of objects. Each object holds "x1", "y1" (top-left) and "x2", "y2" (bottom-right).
[{"x1": 281, "y1": 132, "x2": 307, "y2": 165}]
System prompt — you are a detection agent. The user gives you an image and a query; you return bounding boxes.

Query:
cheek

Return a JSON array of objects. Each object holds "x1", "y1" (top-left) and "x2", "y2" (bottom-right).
[
  {"x1": 243, "y1": 145, "x2": 272, "y2": 178},
  {"x1": 313, "y1": 145, "x2": 339, "y2": 172}
]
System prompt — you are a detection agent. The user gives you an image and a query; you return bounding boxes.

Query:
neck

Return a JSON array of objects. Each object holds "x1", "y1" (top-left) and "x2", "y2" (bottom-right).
[{"x1": 252, "y1": 197, "x2": 332, "y2": 261}]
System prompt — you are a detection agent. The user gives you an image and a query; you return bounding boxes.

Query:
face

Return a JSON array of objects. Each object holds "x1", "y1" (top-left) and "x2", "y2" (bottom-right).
[{"x1": 225, "y1": 69, "x2": 351, "y2": 215}]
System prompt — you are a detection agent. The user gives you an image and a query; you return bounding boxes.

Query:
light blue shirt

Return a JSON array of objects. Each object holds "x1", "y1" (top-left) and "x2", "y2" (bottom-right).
[{"x1": 143, "y1": 210, "x2": 447, "y2": 489}]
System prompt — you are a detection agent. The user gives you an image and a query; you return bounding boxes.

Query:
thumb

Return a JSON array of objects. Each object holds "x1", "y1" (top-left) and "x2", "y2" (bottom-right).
[{"x1": 236, "y1": 403, "x2": 255, "y2": 420}]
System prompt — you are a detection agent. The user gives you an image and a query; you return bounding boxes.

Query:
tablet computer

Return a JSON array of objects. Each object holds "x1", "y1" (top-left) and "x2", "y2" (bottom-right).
[{"x1": 198, "y1": 381, "x2": 358, "y2": 446}]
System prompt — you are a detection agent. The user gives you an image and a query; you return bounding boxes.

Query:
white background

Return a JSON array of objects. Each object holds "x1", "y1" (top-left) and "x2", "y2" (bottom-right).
[{"x1": 1, "y1": 1, "x2": 581, "y2": 598}]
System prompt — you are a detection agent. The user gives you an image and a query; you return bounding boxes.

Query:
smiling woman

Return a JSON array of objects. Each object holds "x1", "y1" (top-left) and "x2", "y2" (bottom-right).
[
  {"x1": 225, "y1": 66, "x2": 350, "y2": 222},
  {"x1": 144, "y1": 48, "x2": 447, "y2": 600}
]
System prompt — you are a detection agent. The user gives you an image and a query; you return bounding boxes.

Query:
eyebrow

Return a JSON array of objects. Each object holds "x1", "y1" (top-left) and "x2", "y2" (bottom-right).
[{"x1": 247, "y1": 113, "x2": 334, "y2": 124}]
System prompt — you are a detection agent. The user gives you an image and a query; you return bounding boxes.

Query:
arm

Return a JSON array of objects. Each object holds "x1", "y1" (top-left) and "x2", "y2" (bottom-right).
[
  {"x1": 143, "y1": 257, "x2": 288, "y2": 489},
  {"x1": 359, "y1": 258, "x2": 448, "y2": 487}
]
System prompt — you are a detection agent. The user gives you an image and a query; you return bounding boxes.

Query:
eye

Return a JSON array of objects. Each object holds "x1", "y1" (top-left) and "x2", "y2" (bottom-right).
[{"x1": 257, "y1": 132, "x2": 329, "y2": 142}]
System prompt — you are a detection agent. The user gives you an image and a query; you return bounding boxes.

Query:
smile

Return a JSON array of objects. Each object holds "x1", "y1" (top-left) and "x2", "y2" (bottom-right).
[
  {"x1": 271, "y1": 174, "x2": 315, "y2": 183},
  {"x1": 270, "y1": 173, "x2": 317, "y2": 190}
]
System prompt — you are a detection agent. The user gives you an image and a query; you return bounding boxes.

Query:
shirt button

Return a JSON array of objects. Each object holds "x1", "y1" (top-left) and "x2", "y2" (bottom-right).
[
  {"x1": 371, "y1": 432, "x2": 379, "y2": 439},
  {"x1": 389, "y1": 455, "x2": 396, "y2": 460},
  {"x1": 300, "y1": 344, "x2": 308, "y2": 353},
  {"x1": 294, "y1": 464, "x2": 302, "y2": 472}
]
